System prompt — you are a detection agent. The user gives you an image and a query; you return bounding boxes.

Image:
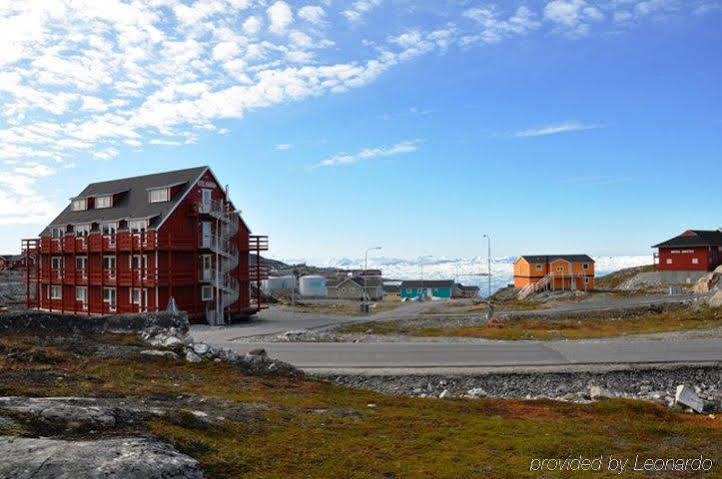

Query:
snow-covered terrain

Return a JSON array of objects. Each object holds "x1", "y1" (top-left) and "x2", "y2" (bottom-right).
[{"x1": 277, "y1": 255, "x2": 653, "y2": 297}]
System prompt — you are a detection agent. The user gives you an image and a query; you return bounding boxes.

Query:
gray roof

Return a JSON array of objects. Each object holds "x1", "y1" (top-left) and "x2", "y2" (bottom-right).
[
  {"x1": 41, "y1": 166, "x2": 208, "y2": 236},
  {"x1": 653, "y1": 230, "x2": 722, "y2": 248},
  {"x1": 400, "y1": 280, "x2": 455, "y2": 289},
  {"x1": 519, "y1": 255, "x2": 594, "y2": 264}
]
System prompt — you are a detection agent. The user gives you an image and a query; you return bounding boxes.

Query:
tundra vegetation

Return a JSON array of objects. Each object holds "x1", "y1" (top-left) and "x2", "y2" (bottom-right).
[{"x1": 0, "y1": 328, "x2": 719, "y2": 478}]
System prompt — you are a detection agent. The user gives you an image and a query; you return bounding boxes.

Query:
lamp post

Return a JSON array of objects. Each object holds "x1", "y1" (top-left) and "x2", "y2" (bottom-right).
[
  {"x1": 363, "y1": 246, "x2": 382, "y2": 302},
  {"x1": 216, "y1": 207, "x2": 242, "y2": 326},
  {"x1": 483, "y1": 234, "x2": 491, "y2": 300}
]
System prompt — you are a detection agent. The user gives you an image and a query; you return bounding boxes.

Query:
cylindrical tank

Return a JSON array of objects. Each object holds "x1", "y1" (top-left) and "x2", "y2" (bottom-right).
[
  {"x1": 299, "y1": 275, "x2": 327, "y2": 297},
  {"x1": 262, "y1": 275, "x2": 296, "y2": 293}
]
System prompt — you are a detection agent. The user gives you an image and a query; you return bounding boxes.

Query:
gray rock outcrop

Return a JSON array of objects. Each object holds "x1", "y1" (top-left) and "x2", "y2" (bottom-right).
[{"x1": 0, "y1": 436, "x2": 204, "y2": 478}]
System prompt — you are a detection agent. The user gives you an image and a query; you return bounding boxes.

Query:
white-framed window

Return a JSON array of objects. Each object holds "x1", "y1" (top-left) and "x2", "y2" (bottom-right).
[
  {"x1": 50, "y1": 285, "x2": 62, "y2": 300},
  {"x1": 51, "y1": 256, "x2": 62, "y2": 269},
  {"x1": 201, "y1": 285, "x2": 214, "y2": 301},
  {"x1": 51, "y1": 227, "x2": 63, "y2": 239},
  {"x1": 201, "y1": 188, "x2": 212, "y2": 205},
  {"x1": 95, "y1": 195, "x2": 112, "y2": 209},
  {"x1": 666, "y1": 258, "x2": 672, "y2": 264},
  {"x1": 130, "y1": 288, "x2": 141, "y2": 305},
  {"x1": 103, "y1": 287, "x2": 117, "y2": 311},
  {"x1": 72, "y1": 198, "x2": 87, "y2": 211},
  {"x1": 76, "y1": 286, "x2": 87, "y2": 305},
  {"x1": 536, "y1": 264, "x2": 542, "y2": 271},
  {"x1": 75, "y1": 224, "x2": 90, "y2": 237},
  {"x1": 129, "y1": 220, "x2": 147, "y2": 233},
  {"x1": 692, "y1": 258, "x2": 699, "y2": 265},
  {"x1": 101, "y1": 223, "x2": 117, "y2": 236},
  {"x1": 75, "y1": 256, "x2": 87, "y2": 272},
  {"x1": 129, "y1": 255, "x2": 148, "y2": 278},
  {"x1": 103, "y1": 255, "x2": 116, "y2": 278},
  {"x1": 149, "y1": 188, "x2": 169, "y2": 203},
  {"x1": 584, "y1": 277, "x2": 590, "y2": 284},
  {"x1": 201, "y1": 254, "x2": 212, "y2": 280},
  {"x1": 583, "y1": 263, "x2": 589, "y2": 270}
]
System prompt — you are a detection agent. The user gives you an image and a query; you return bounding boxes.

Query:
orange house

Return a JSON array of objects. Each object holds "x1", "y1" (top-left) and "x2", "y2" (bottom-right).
[{"x1": 514, "y1": 255, "x2": 595, "y2": 291}]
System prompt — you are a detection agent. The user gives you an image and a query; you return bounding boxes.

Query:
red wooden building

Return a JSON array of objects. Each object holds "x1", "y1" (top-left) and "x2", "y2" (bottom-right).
[
  {"x1": 23, "y1": 166, "x2": 268, "y2": 324},
  {"x1": 653, "y1": 229, "x2": 722, "y2": 271}
]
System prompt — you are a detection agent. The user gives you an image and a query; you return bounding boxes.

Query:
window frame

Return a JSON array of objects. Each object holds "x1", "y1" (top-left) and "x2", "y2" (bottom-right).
[
  {"x1": 95, "y1": 195, "x2": 112, "y2": 209},
  {"x1": 201, "y1": 285, "x2": 214, "y2": 301},
  {"x1": 50, "y1": 285, "x2": 62, "y2": 300},
  {"x1": 76, "y1": 286, "x2": 87, "y2": 305},
  {"x1": 101, "y1": 222, "x2": 117, "y2": 237},
  {"x1": 75, "y1": 224, "x2": 91, "y2": 237},
  {"x1": 148, "y1": 188, "x2": 169, "y2": 203},
  {"x1": 103, "y1": 287, "x2": 117, "y2": 311},
  {"x1": 51, "y1": 256, "x2": 62, "y2": 270},
  {"x1": 72, "y1": 198, "x2": 87, "y2": 211}
]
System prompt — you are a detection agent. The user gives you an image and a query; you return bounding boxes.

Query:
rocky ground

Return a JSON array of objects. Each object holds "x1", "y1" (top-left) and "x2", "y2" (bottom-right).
[
  {"x1": 330, "y1": 366, "x2": 722, "y2": 413},
  {"x1": 0, "y1": 270, "x2": 27, "y2": 311}
]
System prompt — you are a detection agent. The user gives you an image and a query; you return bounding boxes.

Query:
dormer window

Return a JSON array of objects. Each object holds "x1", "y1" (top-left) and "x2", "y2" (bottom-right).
[
  {"x1": 75, "y1": 224, "x2": 90, "y2": 237},
  {"x1": 95, "y1": 196, "x2": 112, "y2": 209},
  {"x1": 72, "y1": 199, "x2": 87, "y2": 211},
  {"x1": 149, "y1": 188, "x2": 169, "y2": 203}
]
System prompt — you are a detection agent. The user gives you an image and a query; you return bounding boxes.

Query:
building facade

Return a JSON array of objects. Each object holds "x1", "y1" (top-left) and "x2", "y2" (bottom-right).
[
  {"x1": 653, "y1": 230, "x2": 722, "y2": 272},
  {"x1": 514, "y1": 255, "x2": 595, "y2": 291},
  {"x1": 23, "y1": 166, "x2": 268, "y2": 324},
  {"x1": 327, "y1": 277, "x2": 384, "y2": 301},
  {"x1": 400, "y1": 280, "x2": 455, "y2": 299}
]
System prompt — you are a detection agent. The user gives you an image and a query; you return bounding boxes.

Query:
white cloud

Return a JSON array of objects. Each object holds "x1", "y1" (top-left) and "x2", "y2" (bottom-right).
[
  {"x1": 243, "y1": 16, "x2": 263, "y2": 36},
  {"x1": 276, "y1": 143, "x2": 293, "y2": 150},
  {"x1": 343, "y1": 0, "x2": 382, "y2": 23},
  {"x1": 267, "y1": 1, "x2": 294, "y2": 34},
  {"x1": 314, "y1": 139, "x2": 421, "y2": 168},
  {"x1": 92, "y1": 147, "x2": 120, "y2": 160},
  {"x1": 13, "y1": 163, "x2": 55, "y2": 177},
  {"x1": 543, "y1": 0, "x2": 604, "y2": 35},
  {"x1": 512, "y1": 121, "x2": 604, "y2": 137},
  {"x1": 149, "y1": 139, "x2": 183, "y2": 146},
  {"x1": 298, "y1": 6, "x2": 326, "y2": 25},
  {"x1": 462, "y1": 6, "x2": 541, "y2": 44}
]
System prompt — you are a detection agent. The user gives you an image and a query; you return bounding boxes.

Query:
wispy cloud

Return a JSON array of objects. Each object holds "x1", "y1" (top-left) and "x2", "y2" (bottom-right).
[
  {"x1": 512, "y1": 121, "x2": 605, "y2": 137},
  {"x1": 276, "y1": 143, "x2": 293, "y2": 151},
  {"x1": 313, "y1": 139, "x2": 422, "y2": 168}
]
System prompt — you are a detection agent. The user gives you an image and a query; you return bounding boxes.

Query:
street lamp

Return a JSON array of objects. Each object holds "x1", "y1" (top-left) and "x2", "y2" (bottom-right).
[
  {"x1": 216, "y1": 208, "x2": 242, "y2": 326},
  {"x1": 483, "y1": 234, "x2": 491, "y2": 300},
  {"x1": 363, "y1": 246, "x2": 382, "y2": 302}
]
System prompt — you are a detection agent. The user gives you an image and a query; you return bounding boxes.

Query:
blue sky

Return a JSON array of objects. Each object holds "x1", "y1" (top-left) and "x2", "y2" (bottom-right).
[{"x1": 1, "y1": 0, "x2": 720, "y2": 260}]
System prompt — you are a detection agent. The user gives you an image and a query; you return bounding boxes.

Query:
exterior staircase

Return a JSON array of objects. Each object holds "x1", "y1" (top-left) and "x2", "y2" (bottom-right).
[
  {"x1": 204, "y1": 199, "x2": 240, "y2": 326},
  {"x1": 517, "y1": 273, "x2": 553, "y2": 300}
]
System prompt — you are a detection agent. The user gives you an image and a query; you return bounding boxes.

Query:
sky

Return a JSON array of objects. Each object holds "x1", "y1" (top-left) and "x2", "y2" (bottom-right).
[{"x1": 1, "y1": 0, "x2": 721, "y2": 261}]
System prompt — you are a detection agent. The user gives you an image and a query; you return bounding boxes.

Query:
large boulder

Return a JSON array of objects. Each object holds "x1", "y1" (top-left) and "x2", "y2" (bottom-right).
[
  {"x1": 0, "y1": 436, "x2": 204, "y2": 478},
  {"x1": 708, "y1": 290, "x2": 722, "y2": 308}
]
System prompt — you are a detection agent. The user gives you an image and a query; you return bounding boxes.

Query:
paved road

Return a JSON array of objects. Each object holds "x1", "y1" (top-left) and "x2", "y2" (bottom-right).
[{"x1": 192, "y1": 334, "x2": 722, "y2": 374}]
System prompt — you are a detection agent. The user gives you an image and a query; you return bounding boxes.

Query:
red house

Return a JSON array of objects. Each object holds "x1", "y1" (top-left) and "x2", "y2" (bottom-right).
[
  {"x1": 23, "y1": 166, "x2": 268, "y2": 324},
  {"x1": 653, "y1": 230, "x2": 722, "y2": 272}
]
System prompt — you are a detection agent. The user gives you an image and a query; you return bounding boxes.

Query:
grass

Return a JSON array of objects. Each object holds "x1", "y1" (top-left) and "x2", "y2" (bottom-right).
[
  {"x1": 423, "y1": 298, "x2": 545, "y2": 315},
  {"x1": 0, "y1": 331, "x2": 720, "y2": 478},
  {"x1": 340, "y1": 306, "x2": 722, "y2": 340}
]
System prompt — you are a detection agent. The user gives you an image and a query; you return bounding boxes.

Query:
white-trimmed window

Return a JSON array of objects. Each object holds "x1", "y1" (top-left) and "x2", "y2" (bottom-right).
[
  {"x1": 149, "y1": 188, "x2": 169, "y2": 203},
  {"x1": 101, "y1": 223, "x2": 117, "y2": 236},
  {"x1": 103, "y1": 287, "x2": 116, "y2": 311},
  {"x1": 692, "y1": 258, "x2": 699, "y2": 265},
  {"x1": 95, "y1": 195, "x2": 112, "y2": 209},
  {"x1": 201, "y1": 254, "x2": 212, "y2": 281},
  {"x1": 130, "y1": 288, "x2": 141, "y2": 305},
  {"x1": 75, "y1": 224, "x2": 90, "y2": 237},
  {"x1": 51, "y1": 227, "x2": 63, "y2": 239},
  {"x1": 536, "y1": 264, "x2": 542, "y2": 271},
  {"x1": 50, "y1": 285, "x2": 62, "y2": 300},
  {"x1": 103, "y1": 255, "x2": 116, "y2": 278},
  {"x1": 666, "y1": 258, "x2": 672, "y2": 264},
  {"x1": 72, "y1": 198, "x2": 87, "y2": 211},
  {"x1": 201, "y1": 188, "x2": 212, "y2": 205},
  {"x1": 129, "y1": 255, "x2": 148, "y2": 278},
  {"x1": 584, "y1": 277, "x2": 590, "y2": 284},
  {"x1": 129, "y1": 220, "x2": 147, "y2": 233},
  {"x1": 583, "y1": 263, "x2": 589, "y2": 270},
  {"x1": 51, "y1": 256, "x2": 62, "y2": 270},
  {"x1": 556, "y1": 266, "x2": 564, "y2": 272},
  {"x1": 201, "y1": 285, "x2": 213, "y2": 301},
  {"x1": 75, "y1": 256, "x2": 87, "y2": 272},
  {"x1": 76, "y1": 286, "x2": 87, "y2": 304}
]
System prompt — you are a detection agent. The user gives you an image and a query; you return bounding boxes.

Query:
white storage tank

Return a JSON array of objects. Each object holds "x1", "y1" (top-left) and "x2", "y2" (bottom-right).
[
  {"x1": 265, "y1": 275, "x2": 296, "y2": 293},
  {"x1": 299, "y1": 275, "x2": 327, "y2": 297}
]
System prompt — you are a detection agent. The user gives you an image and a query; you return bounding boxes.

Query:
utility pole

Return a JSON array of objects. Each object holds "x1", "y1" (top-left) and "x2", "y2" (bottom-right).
[{"x1": 483, "y1": 234, "x2": 491, "y2": 300}]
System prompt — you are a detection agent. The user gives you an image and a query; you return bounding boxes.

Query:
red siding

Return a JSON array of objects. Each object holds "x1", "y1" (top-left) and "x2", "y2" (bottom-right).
[{"x1": 657, "y1": 246, "x2": 710, "y2": 271}]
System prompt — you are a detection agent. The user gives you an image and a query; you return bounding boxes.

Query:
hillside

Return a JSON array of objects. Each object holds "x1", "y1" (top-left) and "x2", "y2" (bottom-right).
[{"x1": 595, "y1": 264, "x2": 656, "y2": 290}]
